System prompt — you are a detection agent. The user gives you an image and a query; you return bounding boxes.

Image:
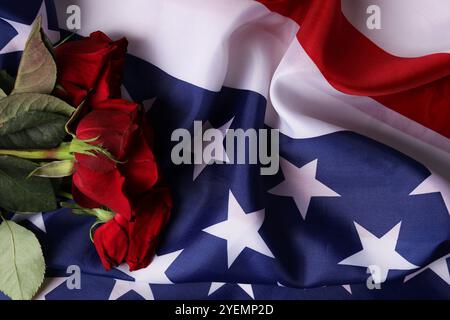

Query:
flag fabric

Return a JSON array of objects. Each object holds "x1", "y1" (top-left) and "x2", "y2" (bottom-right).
[{"x1": 0, "y1": 0, "x2": 449, "y2": 300}]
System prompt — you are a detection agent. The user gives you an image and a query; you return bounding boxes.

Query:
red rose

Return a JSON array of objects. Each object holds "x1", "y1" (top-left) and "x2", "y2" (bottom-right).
[
  {"x1": 73, "y1": 99, "x2": 159, "y2": 221},
  {"x1": 94, "y1": 188, "x2": 172, "y2": 271},
  {"x1": 55, "y1": 31, "x2": 127, "y2": 107},
  {"x1": 92, "y1": 215, "x2": 128, "y2": 268}
]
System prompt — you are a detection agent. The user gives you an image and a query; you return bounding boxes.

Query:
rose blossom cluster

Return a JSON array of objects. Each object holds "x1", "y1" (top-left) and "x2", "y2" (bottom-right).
[{"x1": 55, "y1": 32, "x2": 171, "y2": 271}]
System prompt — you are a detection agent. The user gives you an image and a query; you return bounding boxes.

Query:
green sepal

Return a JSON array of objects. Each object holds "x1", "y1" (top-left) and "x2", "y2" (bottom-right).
[{"x1": 28, "y1": 160, "x2": 74, "y2": 178}]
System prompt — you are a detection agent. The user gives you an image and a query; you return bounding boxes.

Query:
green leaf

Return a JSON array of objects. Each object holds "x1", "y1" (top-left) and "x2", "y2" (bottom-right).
[
  {"x1": 0, "y1": 218, "x2": 45, "y2": 300},
  {"x1": 28, "y1": 160, "x2": 74, "y2": 178},
  {"x1": 65, "y1": 99, "x2": 85, "y2": 136},
  {"x1": 0, "y1": 70, "x2": 14, "y2": 95},
  {"x1": 0, "y1": 156, "x2": 57, "y2": 212},
  {"x1": 12, "y1": 16, "x2": 57, "y2": 94},
  {"x1": 41, "y1": 30, "x2": 55, "y2": 59},
  {"x1": 0, "y1": 93, "x2": 75, "y2": 149}
]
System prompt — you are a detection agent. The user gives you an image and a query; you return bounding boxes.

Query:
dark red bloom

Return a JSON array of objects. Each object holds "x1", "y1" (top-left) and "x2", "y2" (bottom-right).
[
  {"x1": 55, "y1": 31, "x2": 127, "y2": 107},
  {"x1": 73, "y1": 99, "x2": 159, "y2": 221},
  {"x1": 92, "y1": 215, "x2": 128, "y2": 269},
  {"x1": 56, "y1": 31, "x2": 171, "y2": 272},
  {"x1": 93, "y1": 189, "x2": 172, "y2": 271}
]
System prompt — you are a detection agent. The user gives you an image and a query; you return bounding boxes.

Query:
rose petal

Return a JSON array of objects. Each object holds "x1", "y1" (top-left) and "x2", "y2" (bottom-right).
[
  {"x1": 76, "y1": 105, "x2": 138, "y2": 159},
  {"x1": 122, "y1": 129, "x2": 159, "y2": 199},
  {"x1": 93, "y1": 219, "x2": 129, "y2": 270},
  {"x1": 73, "y1": 158, "x2": 133, "y2": 220},
  {"x1": 126, "y1": 188, "x2": 172, "y2": 271},
  {"x1": 72, "y1": 182, "x2": 102, "y2": 209}
]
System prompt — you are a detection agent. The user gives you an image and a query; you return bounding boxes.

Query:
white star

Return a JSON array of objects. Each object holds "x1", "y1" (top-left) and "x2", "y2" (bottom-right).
[
  {"x1": 203, "y1": 190, "x2": 274, "y2": 268},
  {"x1": 120, "y1": 85, "x2": 132, "y2": 100},
  {"x1": 0, "y1": 1, "x2": 60, "y2": 54},
  {"x1": 12, "y1": 212, "x2": 46, "y2": 233},
  {"x1": 142, "y1": 97, "x2": 157, "y2": 112},
  {"x1": 268, "y1": 158, "x2": 340, "y2": 220},
  {"x1": 33, "y1": 277, "x2": 68, "y2": 300},
  {"x1": 410, "y1": 172, "x2": 450, "y2": 215},
  {"x1": 404, "y1": 254, "x2": 450, "y2": 285},
  {"x1": 120, "y1": 85, "x2": 156, "y2": 112},
  {"x1": 208, "y1": 282, "x2": 254, "y2": 299},
  {"x1": 342, "y1": 284, "x2": 352, "y2": 294},
  {"x1": 339, "y1": 222, "x2": 418, "y2": 284},
  {"x1": 115, "y1": 250, "x2": 183, "y2": 284},
  {"x1": 110, "y1": 250, "x2": 182, "y2": 300},
  {"x1": 109, "y1": 279, "x2": 154, "y2": 300},
  {"x1": 192, "y1": 118, "x2": 234, "y2": 180}
]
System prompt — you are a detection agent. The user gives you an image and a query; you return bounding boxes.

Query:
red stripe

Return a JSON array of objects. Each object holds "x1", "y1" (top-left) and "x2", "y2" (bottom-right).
[{"x1": 258, "y1": 0, "x2": 450, "y2": 139}]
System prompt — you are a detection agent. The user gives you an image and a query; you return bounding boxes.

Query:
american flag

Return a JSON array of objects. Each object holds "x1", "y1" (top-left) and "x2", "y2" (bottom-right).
[{"x1": 0, "y1": 0, "x2": 449, "y2": 300}]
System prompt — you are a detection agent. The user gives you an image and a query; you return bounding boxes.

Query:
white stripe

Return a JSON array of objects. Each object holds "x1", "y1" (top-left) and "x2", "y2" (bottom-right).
[
  {"x1": 264, "y1": 39, "x2": 450, "y2": 176},
  {"x1": 341, "y1": 0, "x2": 450, "y2": 57},
  {"x1": 55, "y1": 0, "x2": 296, "y2": 97}
]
